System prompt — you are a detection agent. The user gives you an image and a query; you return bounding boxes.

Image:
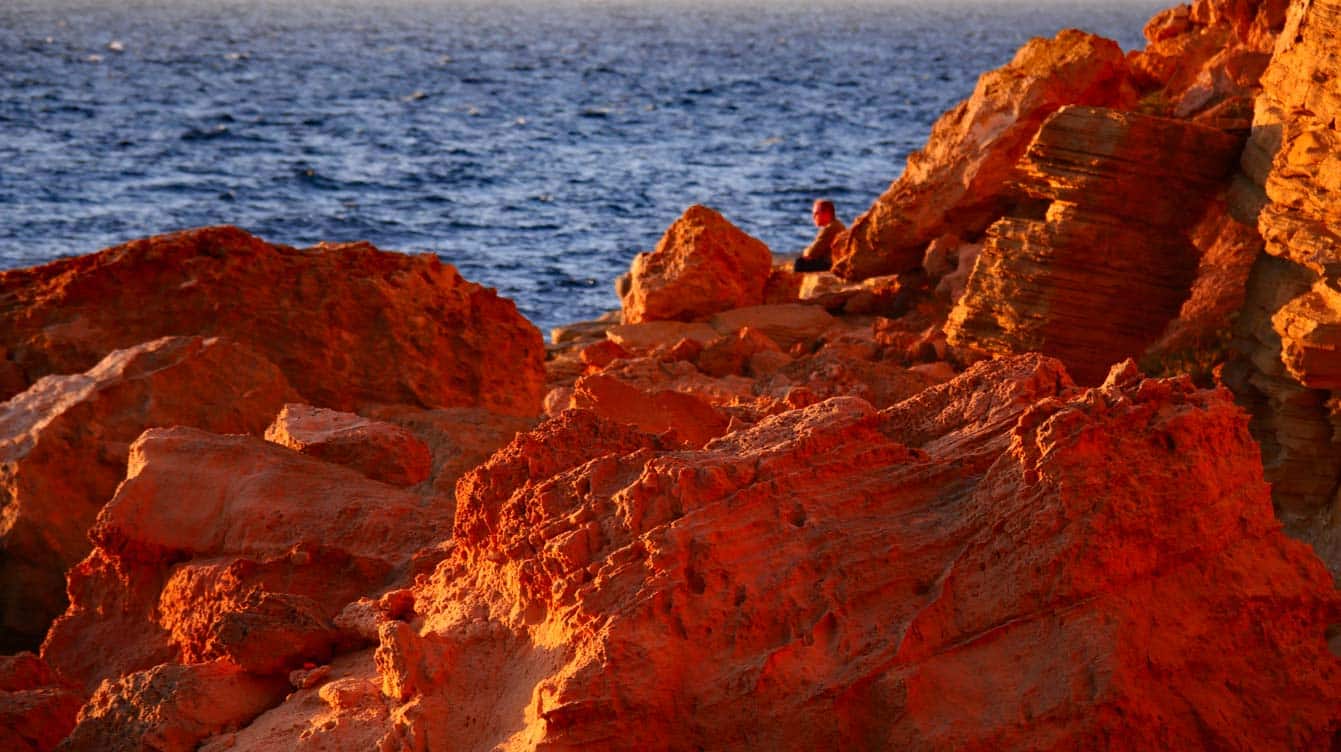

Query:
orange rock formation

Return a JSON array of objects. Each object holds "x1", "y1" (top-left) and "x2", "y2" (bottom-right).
[
  {"x1": 620, "y1": 205, "x2": 774, "y2": 323},
  {"x1": 830, "y1": 29, "x2": 1139, "y2": 280},
  {"x1": 1221, "y1": 0, "x2": 1341, "y2": 576},
  {"x1": 944, "y1": 105, "x2": 1244, "y2": 383},
  {"x1": 0, "y1": 225, "x2": 545, "y2": 416},
  {"x1": 0, "y1": 336, "x2": 296, "y2": 652},
  {"x1": 5, "y1": 0, "x2": 1341, "y2": 749}
]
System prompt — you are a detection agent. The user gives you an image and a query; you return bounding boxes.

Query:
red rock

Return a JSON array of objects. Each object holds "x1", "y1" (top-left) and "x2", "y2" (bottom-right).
[
  {"x1": 195, "y1": 652, "x2": 390, "y2": 752},
  {"x1": 621, "y1": 206, "x2": 773, "y2": 323},
  {"x1": 577, "y1": 339, "x2": 630, "y2": 371},
  {"x1": 1222, "y1": 0, "x2": 1341, "y2": 576},
  {"x1": 754, "y1": 343, "x2": 939, "y2": 410},
  {"x1": 945, "y1": 106, "x2": 1244, "y2": 384},
  {"x1": 664, "y1": 337, "x2": 705, "y2": 363},
  {"x1": 0, "y1": 336, "x2": 296, "y2": 651},
  {"x1": 373, "y1": 407, "x2": 536, "y2": 505},
  {"x1": 1143, "y1": 199, "x2": 1263, "y2": 373},
  {"x1": 568, "y1": 373, "x2": 731, "y2": 448},
  {"x1": 0, "y1": 653, "x2": 82, "y2": 752},
  {"x1": 452, "y1": 409, "x2": 664, "y2": 547},
  {"x1": 605, "y1": 320, "x2": 719, "y2": 353},
  {"x1": 1131, "y1": 0, "x2": 1288, "y2": 117},
  {"x1": 59, "y1": 661, "x2": 287, "y2": 752},
  {"x1": 264, "y1": 403, "x2": 432, "y2": 487},
  {"x1": 696, "y1": 328, "x2": 782, "y2": 378},
  {"x1": 42, "y1": 426, "x2": 447, "y2": 691},
  {"x1": 0, "y1": 225, "x2": 545, "y2": 416},
  {"x1": 831, "y1": 29, "x2": 1139, "y2": 280},
  {"x1": 201, "y1": 591, "x2": 342, "y2": 676},
  {"x1": 706, "y1": 304, "x2": 836, "y2": 352},
  {"x1": 334, "y1": 354, "x2": 1339, "y2": 749}
]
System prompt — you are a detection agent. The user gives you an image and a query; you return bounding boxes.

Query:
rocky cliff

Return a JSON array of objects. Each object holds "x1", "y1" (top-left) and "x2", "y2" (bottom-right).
[
  {"x1": 4, "y1": 0, "x2": 1341, "y2": 749},
  {"x1": 1222, "y1": 0, "x2": 1341, "y2": 578}
]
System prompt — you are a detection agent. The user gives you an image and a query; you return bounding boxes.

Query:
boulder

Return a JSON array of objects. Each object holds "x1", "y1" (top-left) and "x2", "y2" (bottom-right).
[
  {"x1": 41, "y1": 426, "x2": 446, "y2": 692},
  {"x1": 568, "y1": 373, "x2": 731, "y2": 448},
  {"x1": 369, "y1": 407, "x2": 536, "y2": 504},
  {"x1": 195, "y1": 652, "x2": 390, "y2": 752},
  {"x1": 0, "y1": 225, "x2": 545, "y2": 416},
  {"x1": 945, "y1": 106, "x2": 1244, "y2": 384},
  {"x1": 1131, "y1": 0, "x2": 1289, "y2": 118},
  {"x1": 621, "y1": 206, "x2": 773, "y2": 323},
  {"x1": 264, "y1": 403, "x2": 432, "y2": 487},
  {"x1": 605, "y1": 321, "x2": 719, "y2": 353},
  {"x1": 57, "y1": 661, "x2": 287, "y2": 752},
  {"x1": 696, "y1": 328, "x2": 784, "y2": 378},
  {"x1": 577, "y1": 339, "x2": 631, "y2": 371},
  {"x1": 0, "y1": 336, "x2": 296, "y2": 652},
  {"x1": 831, "y1": 29, "x2": 1139, "y2": 280},
  {"x1": 706, "y1": 304, "x2": 837, "y2": 352}
]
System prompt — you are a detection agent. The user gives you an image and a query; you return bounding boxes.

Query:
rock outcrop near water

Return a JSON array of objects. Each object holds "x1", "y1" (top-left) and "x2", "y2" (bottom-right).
[
  {"x1": 0, "y1": 225, "x2": 545, "y2": 416},
  {"x1": 620, "y1": 205, "x2": 774, "y2": 324},
  {"x1": 5, "y1": 0, "x2": 1341, "y2": 749},
  {"x1": 944, "y1": 105, "x2": 1244, "y2": 384},
  {"x1": 830, "y1": 29, "x2": 1139, "y2": 280}
]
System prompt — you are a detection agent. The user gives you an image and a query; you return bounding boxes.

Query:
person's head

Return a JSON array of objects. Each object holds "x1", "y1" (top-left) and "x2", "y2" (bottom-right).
[{"x1": 811, "y1": 199, "x2": 835, "y2": 227}]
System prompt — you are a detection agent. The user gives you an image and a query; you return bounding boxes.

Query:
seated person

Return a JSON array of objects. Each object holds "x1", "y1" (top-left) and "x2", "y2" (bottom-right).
[{"x1": 793, "y1": 199, "x2": 845, "y2": 273}]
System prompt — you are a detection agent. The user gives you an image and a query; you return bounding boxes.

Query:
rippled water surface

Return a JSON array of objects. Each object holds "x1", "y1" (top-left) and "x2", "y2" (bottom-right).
[{"x1": 1, "y1": 0, "x2": 1165, "y2": 329}]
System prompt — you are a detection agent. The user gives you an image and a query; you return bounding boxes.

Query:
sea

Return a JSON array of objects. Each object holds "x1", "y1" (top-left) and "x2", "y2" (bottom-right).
[{"x1": 1, "y1": 0, "x2": 1167, "y2": 331}]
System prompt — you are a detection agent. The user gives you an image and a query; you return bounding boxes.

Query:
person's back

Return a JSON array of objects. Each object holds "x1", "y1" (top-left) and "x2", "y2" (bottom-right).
[{"x1": 794, "y1": 199, "x2": 844, "y2": 272}]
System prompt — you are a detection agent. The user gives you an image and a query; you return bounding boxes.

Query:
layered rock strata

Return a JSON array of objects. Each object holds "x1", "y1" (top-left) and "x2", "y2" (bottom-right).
[
  {"x1": 265, "y1": 404, "x2": 433, "y2": 487},
  {"x1": 0, "y1": 226, "x2": 545, "y2": 416},
  {"x1": 158, "y1": 356, "x2": 1341, "y2": 750},
  {"x1": 0, "y1": 336, "x2": 296, "y2": 652},
  {"x1": 1223, "y1": 0, "x2": 1341, "y2": 575},
  {"x1": 1132, "y1": 0, "x2": 1289, "y2": 120},
  {"x1": 620, "y1": 205, "x2": 773, "y2": 324},
  {"x1": 830, "y1": 29, "x2": 1139, "y2": 280},
  {"x1": 945, "y1": 105, "x2": 1244, "y2": 384}
]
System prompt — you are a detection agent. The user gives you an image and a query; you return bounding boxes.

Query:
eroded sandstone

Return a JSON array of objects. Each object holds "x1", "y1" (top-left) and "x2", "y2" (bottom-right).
[
  {"x1": 203, "y1": 356, "x2": 1341, "y2": 750},
  {"x1": 945, "y1": 105, "x2": 1244, "y2": 384},
  {"x1": 0, "y1": 225, "x2": 545, "y2": 416},
  {"x1": 830, "y1": 29, "x2": 1139, "y2": 280},
  {"x1": 0, "y1": 336, "x2": 296, "y2": 652}
]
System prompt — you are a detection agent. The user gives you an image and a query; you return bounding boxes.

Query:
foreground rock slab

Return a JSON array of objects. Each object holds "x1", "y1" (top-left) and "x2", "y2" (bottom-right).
[
  {"x1": 41, "y1": 426, "x2": 451, "y2": 693},
  {"x1": 265, "y1": 403, "x2": 432, "y2": 487},
  {"x1": 0, "y1": 225, "x2": 545, "y2": 416},
  {"x1": 158, "y1": 355, "x2": 1341, "y2": 750},
  {"x1": 0, "y1": 336, "x2": 296, "y2": 652}
]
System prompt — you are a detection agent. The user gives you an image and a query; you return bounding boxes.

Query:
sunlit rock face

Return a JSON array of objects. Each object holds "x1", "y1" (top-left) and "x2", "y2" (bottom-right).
[
  {"x1": 1222, "y1": 0, "x2": 1341, "y2": 577},
  {"x1": 830, "y1": 29, "x2": 1139, "y2": 281},
  {"x1": 620, "y1": 205, "x2": 774, "y2": 324},
  {"x1": 0, "y1": 225, "x2": 546, "y2": 417},
  {"x1": 944, "y1": 105, "x2": 1245, "y2": 384},
  {"x1": 0, "y1": 336, "x2": 297, "y2": 653},
  {"x1": 6, "y1": 2, "x2": 1341, "y2": 749},
  {"x1": 1131, "y1": 0, "x2": 1290, "y2": 121},
  {"x1": 178, "y1": 356, "x2": 1338, "y2": 751}
]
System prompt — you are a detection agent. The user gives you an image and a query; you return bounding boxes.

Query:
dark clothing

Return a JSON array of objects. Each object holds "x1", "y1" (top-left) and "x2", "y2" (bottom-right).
[
  {"x1": 793, "y1": 255, "x2": 831, "y2": 272},
  {"x1": 793, "y1": 218, "x2": 845, "y2": 273}
]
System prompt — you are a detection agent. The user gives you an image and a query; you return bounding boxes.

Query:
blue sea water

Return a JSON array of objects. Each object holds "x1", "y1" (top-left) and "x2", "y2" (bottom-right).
[{"x1": 1, "y1": 0, "x2": 1166, "y2": 330}]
